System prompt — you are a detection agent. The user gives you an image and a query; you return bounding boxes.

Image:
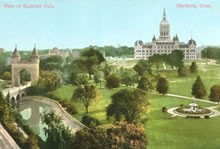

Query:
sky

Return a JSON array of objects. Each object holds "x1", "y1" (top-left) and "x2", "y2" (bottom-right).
[{"x1": 0, "y1": 0, "x2": 219, "y2": 51}]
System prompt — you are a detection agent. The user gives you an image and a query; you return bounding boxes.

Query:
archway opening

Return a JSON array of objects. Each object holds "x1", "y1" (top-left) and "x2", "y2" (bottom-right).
[
  {"x1": 11, "y1": 97, "x2": 16, "y2": 104},
  {"x1": 16, "y1": 94, "x2": 21, "y2": 102},
  {"x1": 21, "y1": 93, "x2": 25, "y2": 98},
  {"x1": 20, "y1": 69, "x2": 31, "y2": 85}
]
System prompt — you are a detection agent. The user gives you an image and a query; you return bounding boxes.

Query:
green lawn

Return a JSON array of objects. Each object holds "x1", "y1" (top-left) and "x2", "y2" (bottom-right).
[
  {"x1": 167, "y1": 63, "x2": 220, "y2": 99},
  {"x1": 48, "y1": 60, "x2": 220, "y2": 149},
  {"x1": 147, "y1": 94, "x2": 220, "y2": 149},
  {"x1": 50, "y1": 85, "x2": 120, "y2": 124},
  {"x1": 50, "y1": 84, "x2": 220, "y2": 149}
]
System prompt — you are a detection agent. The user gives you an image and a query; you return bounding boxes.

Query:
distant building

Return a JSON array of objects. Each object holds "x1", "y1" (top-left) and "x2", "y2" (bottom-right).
[
  {"x1": 134, "y1": 9, "x2": 197, "y2": 59},
  {"x1": 0, "y1": 48, "x2": 4, "y2": 53},
  {"x1": 71, "y1": 49, "x2": 81, "y2": 59},
  {"x1": 40, "y1": 47, "x2": 70, "y2": 59}
]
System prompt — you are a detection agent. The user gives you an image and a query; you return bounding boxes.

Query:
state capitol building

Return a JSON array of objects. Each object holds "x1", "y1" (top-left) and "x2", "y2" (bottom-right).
[{"x1": 134, "y1": 9, "x2": 197, "y2": 59}]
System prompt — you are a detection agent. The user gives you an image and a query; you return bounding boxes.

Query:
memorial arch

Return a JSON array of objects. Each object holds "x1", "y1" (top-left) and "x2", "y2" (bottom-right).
[{"x1": 11, "y1": 46, "x2": 40, "y2": 87}]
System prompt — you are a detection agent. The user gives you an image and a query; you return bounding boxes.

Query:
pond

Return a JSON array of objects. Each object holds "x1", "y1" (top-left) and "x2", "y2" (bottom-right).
[
  {"x1": 17, "y1": 97, "x2": 83, "y2": 141},
  {"x1": 17, "y1": 98, "x2": 53, "y2": 141}
]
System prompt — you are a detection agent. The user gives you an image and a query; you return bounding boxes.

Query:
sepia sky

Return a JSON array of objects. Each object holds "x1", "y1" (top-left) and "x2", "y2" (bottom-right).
[{"x1": 0, "y1": 0, "x2": 219, "y2": 51}]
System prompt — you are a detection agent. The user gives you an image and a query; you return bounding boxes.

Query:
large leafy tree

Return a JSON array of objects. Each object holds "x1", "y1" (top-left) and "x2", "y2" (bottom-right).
[
  {"x1": 38, "y1": 70, "x2": 62, "y2": 92},
  {"x1": 120, "y1": 69, "x2": 138, "y2": 87},
  {"x1": 72, "y1": 84, "x2": 100, "y2": 113},
  {"x1": 80, "y1": 47, "x2": 105, "y2": 79},
  {"x1": 70, "y1": 73, "x2": 88, "y2": 86},
  {"x1": 41, "y1": 111, "x2": 74, "y2": 149},
  {"x1": 107, "y1": 88, "x2": 149, "y2": 123},
  {"x1": 148, "y1": 54, "x2": 163, "y2": 70},
  {"x1": 166, "y1": 50, "x2": 184, "y2": 69},
  {"x1": 192, "y1": 76, "x2": 206, "y2": 98},
  {"x1": 40, "y1": 55, "x2": 64, "y2": 71},
  {"x1": 73, "y1": 123, "x2": 147, "y2": 149},
  {"x1": 156, "y1": 77, "x2": 168, "y2": 95},
  {"x1": 137, "y1": 75, "x2": 152, "y2": 92},
  {"x1": 201, "y1": 47, "x2": 220, "y2": 59},
  {"x1": 105, "y1": 74, "x2": 120, "y2": 89},
  {"x1": 209, "y1": 85, "x2": 220, "y2": 104},
  {"x1": 133, "y1": 59, "x2": 152, "y2": 76},
  {"x1": 28, "y1": 70, "x2": 62, "y2": 94}
]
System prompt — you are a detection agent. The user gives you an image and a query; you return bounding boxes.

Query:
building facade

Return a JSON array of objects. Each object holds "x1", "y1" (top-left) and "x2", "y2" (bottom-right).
[{"x1": 134, "y1": 9, "x2": 197, "y2": 59}]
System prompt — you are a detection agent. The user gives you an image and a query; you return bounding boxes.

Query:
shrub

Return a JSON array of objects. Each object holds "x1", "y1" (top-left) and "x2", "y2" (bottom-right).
[
  {"x1": 179, "y1": 104, "x2": 184, "y2": 107},
  {"x1": 81, "y1": 115, "x2": 100, "y2": 128},
  {"x1": 204, "y1": 115, "x2": 210, "y2": 119},
  {"x1": 162, "y1": 107, "x2": 167, "y2": 112},
  {"x1": 105, "y1": 74, "x2": 120, "y2": 89}
]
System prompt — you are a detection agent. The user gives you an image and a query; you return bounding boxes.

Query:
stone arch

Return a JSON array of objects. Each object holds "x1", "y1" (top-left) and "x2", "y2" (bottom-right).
[
  {"x1": 11, "y1": 97, "x2": 16, "y2": 104},
  {"x1": 11, "y1": 46, "x2": 39, "y2": 87},
  {"x1": 11, "y1": 63, "x2": 39, "y2": 87},
  {"x1": 21, "y1": 93, "x2": 25, "y2": 98},
  {"x1": 16, "y1": 94, "x2": 21, "y2": 102}
]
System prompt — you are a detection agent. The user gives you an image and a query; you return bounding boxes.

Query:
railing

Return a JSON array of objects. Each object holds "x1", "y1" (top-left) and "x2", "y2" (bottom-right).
[{"x1": 2, "y1": 81, "x2": 31, "y2": 97}]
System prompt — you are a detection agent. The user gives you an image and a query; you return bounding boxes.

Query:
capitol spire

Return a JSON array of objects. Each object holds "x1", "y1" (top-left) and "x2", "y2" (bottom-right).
[{"x1": 163, "y1": 8, "x2": 166, "y2": 20}]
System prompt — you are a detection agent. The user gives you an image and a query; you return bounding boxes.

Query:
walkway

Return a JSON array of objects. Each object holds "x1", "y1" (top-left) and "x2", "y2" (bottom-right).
[
  {"x1": 0, "y1": 124, "x2": 20, "y2": 149},
  {"x1": 151, "y1": 91, "x2": 219, "y2": 105},
  {"x1": 2, "y1": 81, "x2": 31, "y2": 97},
  {"x1": 151, "y1": 92, "x2": 220, "y2": 118}
]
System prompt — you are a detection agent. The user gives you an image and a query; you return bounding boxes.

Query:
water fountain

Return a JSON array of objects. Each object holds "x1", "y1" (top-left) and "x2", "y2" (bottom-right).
[{"x1": 175, "y1": 97, "x2": 212, "y2": 115}]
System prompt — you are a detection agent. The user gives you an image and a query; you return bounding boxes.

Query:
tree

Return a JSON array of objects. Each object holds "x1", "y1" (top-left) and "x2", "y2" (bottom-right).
[
  {"x1": 72, "y1": 84, "x2": 100, "y2": 113},
  {"x1": 189, "y1": 61, "x2": 197, "y2": 73},
  {"x1": 107, "y1": 88, "x2": 149, "y2": 123},
  {"x1": 209, "y1": 85, "x2": 220, "y2": 104},
  {"x1": 166, "y1": 50, "x2": 184, "y2": 69},
  {"x1": 0, "y1": 92, "x2": 13, "y2": 123},
  {"x1": 20, "y1": 69, "x2": 31, "y2": 84},
  {"x1": 70, "y1": 73, "x2": 88, "y2": 86},
  {"x1": 40, "y1": 55, "x2": 64, "y2": 71},
  {"x1": 121, "y1": 69, "x2": 138, "y2": 87},
  {"x1": 1, "y1": 71, "x2": 11, "y2": 80},
  {"x1": 93, "y1": 71, "x2": 104, "y2": 88},
  {"x1": 80, "y1": 47, "x2": 105, "y2": 79},
  {"x1": 28, "y1": 70, "x2": 62, "y2": 94},
  {"x1": 192, "y1": 76, "x2": 206, "y2": 98},
  {"x1": 38, "y1": 70, "x2": 62, "y2": 92},
  {"x1": 41, "y1": 111, "x2": 74, "y2": 149},
  {"x1": 105, "y1": 74, "x2": 120, "y2": 89},
  {"x1": 201, "y1": 47, "x2": 220, "y2": 59},
  {"x1": 156, "y1": 77, "x2": 168, "y2": 95},
  {"x1": 177, "y1": 64, "x2": 188, "y2": 76},
  {"x1": 148, "y1": 54, "x2": 163, "y2": 70},
  {"x1": 73, "y1": 123, "x2": 147, "y2": 149},
  {"x1": 133, "y1": 59, "x2": 152, "y2": 76},
  {"x1": 137, "y1": 75, "x2": 152, "y2": 91}
]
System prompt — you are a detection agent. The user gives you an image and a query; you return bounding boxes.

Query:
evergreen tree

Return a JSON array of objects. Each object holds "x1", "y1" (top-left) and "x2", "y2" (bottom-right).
[
  {"x1": 209, "y1": 85, "x2": 220, "y2": 104},
  {"x1": 191, "y1": 76, "x2": 206, "y2": 98},
  {"x1": 156, "y1": 77, "x2": 168, "y2": 95}
]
